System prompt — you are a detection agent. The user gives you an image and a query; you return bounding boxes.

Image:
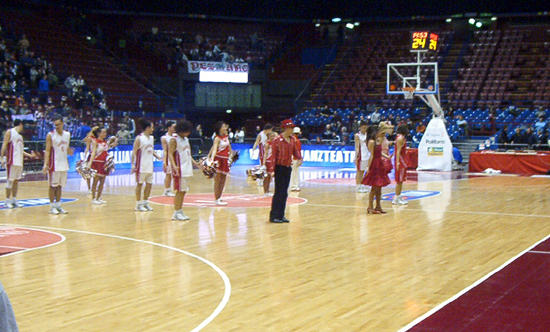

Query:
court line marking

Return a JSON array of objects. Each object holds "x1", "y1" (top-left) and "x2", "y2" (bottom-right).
[
  {"x1": 395, "y1": 232, "x2": 550, "y2": 332},
  {"x1": 0, "y1": 227, "x2": 66, "y2": 257},
  {"x1": 0, "y1": 223, "x2": 230, "y2": 332},
  {"x1": 148, "y1": 194, "x2": 308, "y2": 208},
  {"x1": 0, "y1": 245, "x2": 31, "y2": 250},
  {"x1": 529, "y1": 250, "x2": 550, "y2": 255},
  {"x1": 305, "y1": 203, "x2": 550, "y2": 219}
]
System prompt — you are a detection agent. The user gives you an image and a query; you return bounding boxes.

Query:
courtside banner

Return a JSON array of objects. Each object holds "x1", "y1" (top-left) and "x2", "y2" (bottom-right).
[
  {"x1": 417, "y1": 118, "x2": 453, "y2": 171},
  {"x1": 231, "y1": 143, "x2": 357, "y2": 167},
  {"x1": 188, "y1": 61, "x2": 249, "y2": 73}
]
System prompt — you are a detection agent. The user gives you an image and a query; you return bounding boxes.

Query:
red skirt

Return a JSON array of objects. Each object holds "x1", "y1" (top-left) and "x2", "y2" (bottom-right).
[
  {"x1": 361, "y1": 166, "x2": 391, "y2": 187},
  {"x1": 215, "y1": 156, "x2": 230, "y2": 174},
  {"x1": 382, "y1": 157, "x2": 393, "y2": 173},
  {"x1": 91, "y1": 160, "x2": 107, "y2": 176}
]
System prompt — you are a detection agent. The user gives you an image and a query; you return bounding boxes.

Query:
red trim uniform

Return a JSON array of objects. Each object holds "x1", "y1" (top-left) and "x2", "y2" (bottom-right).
[
  {"x1": 91, "y1": 138, "x2": 109, "y2": 176},
  {"x1": 264, "y1": 141, "x2": 274, "y2": 173},
  {"x1": 272, "y1": 135, "x2": 302, "y2": 167},
  {"x1": 214, "y1": 135, "x2": 231, "y2": 174},
  {"x1": 361, "y1": 144, "x2": 391, "y2": 187}
]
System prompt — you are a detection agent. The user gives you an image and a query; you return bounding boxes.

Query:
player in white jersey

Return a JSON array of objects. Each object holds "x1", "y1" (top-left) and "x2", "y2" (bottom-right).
[
  {"x1": 168, "y1": 120, "x2": 203, "y2": 221},
  {"x1": 161, "y1": 121, "x2": 176, "y2": 197},
  {"x1": 43, "y1": 117, "x2": 72, "y2": 214},
  {"x1": 131, "y1": 119, "x2": 161, "y2": 212},
  {"x1": 1, "y1": 119, "x2": 33, "y2": 209},
  {"x1": 354, "y1": 121, "x2": 372, "y2": 193}
]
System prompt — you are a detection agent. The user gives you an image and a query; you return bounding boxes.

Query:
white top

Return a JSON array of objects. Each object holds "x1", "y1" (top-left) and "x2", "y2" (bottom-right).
[
  {"x1": 8, "y1": 128, "x2": 24, "y2": 166},
  {"x1": 173, "y1": 135, "x2": 193, "y2": 177},
  {"x1": 161, "y1": 133, "x2": 175, "y2": 159},
  {"x1": 49, "y1": 130, "x2": 70, "y2": 172},
  {"x1": 136, "y1": 133, "x2": 155, "y2": 174},
  {"x1": 259, "y1": 131, "x2": 268, "y2": 147},
  {"x1": 357, "y1": 132, "x2": 371, "y2": 161}
]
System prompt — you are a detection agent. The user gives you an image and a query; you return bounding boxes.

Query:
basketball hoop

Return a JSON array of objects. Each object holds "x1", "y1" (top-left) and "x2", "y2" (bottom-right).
[{"x1": 402, "y1": 87, "x2": 416, "y2": 100}]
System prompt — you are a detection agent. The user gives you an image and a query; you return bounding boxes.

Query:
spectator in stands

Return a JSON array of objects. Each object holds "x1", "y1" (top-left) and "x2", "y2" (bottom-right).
[
  {"x1": 497, "y1": 125, "x2": 510, "y2": 148},
  {"x1": 416, "y1": 121, "x2": 426, "y2": 134},
  {"x1": 64, "y1": 74, "x2": 76, "y2": 92},
  {"x1": 38, "y1": 75, "x2": 49, "y2": 104},
  {"x1": 322, "y1": 124, "x2": 333, "y2": 140},
  {"x1": 536, "y1": 129, "x2": 549, "y2": 148},
  {"x1": 340, "y1": 127, "x2": 350, "y2": 145},
  {"x1": 189, "y1": 124, "x2": 203, "y2": 156},
  {"x1": 116, "y1": 124, "x2": 131, "y2": 145},
  {"x1": 124, "y1": 115, "x2": 136, "y2": 138},
  {"x1": 534, "y1": 117, "x2": 547, "y2": 133},
  {"x1": 234, "y1": 127, "x2": 245, "y2": 143},
  {"x1": 320, "y1": 106, "x2": 331, "y2": 117},
  {"x1": 456, "y1": 115, "x2": 470, "y2": 137},
  {"x1": 228, "y1": 127, "x2": 234, "y2": 142},
  {"x1": 524, "y1": 127, "x2": 537, "y2": 147},
  {"x1": 510, "y1": 127, "x2": 525, "y2": 145},
  {"x1": 370, "y1": 109, "x2": 381, "y2": 125},
  {"x1": 17, "y1": 34, "x2": 30, "y2": 51},
  {"x1": 75, "y1": 75, "x2": 86, "y2": 89},
  {"x1": 332, "y1": 110, "x2": 342, "y2": 123}
]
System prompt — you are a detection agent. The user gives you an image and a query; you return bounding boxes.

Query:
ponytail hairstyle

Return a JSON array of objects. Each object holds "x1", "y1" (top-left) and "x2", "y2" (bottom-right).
[{"x1": 92, "y1": 126, "x2": 105, "y2": 138}]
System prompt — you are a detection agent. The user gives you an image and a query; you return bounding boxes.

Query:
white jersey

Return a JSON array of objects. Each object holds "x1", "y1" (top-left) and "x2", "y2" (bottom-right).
[
  {"x1": 49, "y1": 130, "x2": 70, "y2": 172},
  {"x1": 7, "y1": 128, "x2": 24, "y2": 167},
  {"x1": 357, "y1": 132, "x2": 371, "y2": 161},
  {"x1": 259, "y1": 131, "x2": 268, "y2": 147},
  {"x1": 161, "y1": 133, "x2": 174, "y2": 151},
  {"x1": 173, "y1": 135, "x2": 193, "y2": 177},
  {"x1": 135, "y1": 133, "x2": 155, "y2": 174}
]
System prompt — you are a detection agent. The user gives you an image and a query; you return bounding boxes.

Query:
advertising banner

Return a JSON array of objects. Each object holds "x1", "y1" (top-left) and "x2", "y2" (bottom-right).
[
  {"x1": 188, "y1": 61, "x2": 249, "y2": 73},
  {"x1": 417, "y1": 118, "x2": 453, "y2": 171}
]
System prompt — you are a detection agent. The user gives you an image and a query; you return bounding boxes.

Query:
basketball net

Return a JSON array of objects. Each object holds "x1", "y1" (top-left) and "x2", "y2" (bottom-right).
[{"x1": 402, "y1": 87, "x2": 416, "y2": 100}]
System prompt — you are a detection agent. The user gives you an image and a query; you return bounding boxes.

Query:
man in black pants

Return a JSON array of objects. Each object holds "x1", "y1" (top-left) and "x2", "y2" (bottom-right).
[{"x1": 269, "y1": 119, "x2": 303, "y2": 223}]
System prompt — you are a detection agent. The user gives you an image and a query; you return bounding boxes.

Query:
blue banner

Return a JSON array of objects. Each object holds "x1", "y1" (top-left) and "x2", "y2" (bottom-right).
[{"x1": 231, "y1": 143, "x2": 357, "y2": 167}]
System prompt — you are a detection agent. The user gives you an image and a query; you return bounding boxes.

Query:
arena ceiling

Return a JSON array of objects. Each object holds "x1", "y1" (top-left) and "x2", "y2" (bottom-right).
[{"x1": 42, "y1": 0, "x2": 550, "y2": 20}]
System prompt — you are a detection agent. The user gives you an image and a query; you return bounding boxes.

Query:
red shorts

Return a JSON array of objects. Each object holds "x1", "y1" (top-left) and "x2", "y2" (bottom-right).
[
  {"x1": 91, "y1": 160, "x2": 107, "y2": 176},
  {"x1": 395, "y1": 166, "x2": 407, "y2": 183},
  {"x1": 215, "y1": 156, "x2": 230, "y2": 174}
]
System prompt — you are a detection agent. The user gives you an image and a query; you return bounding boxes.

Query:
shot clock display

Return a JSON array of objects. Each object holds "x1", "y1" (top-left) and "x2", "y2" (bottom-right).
[{"x1": 410, "y1": 31, "x2": 439, "y2": 52}]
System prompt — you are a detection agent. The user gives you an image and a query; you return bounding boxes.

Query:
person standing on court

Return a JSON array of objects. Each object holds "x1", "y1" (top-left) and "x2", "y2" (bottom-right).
[
  {"x1": 289, "y1": 126, "x2": 302, "y2": 192},
  {"x1": 43, "y1": 116, "x2": 72, "y2": 215},
  {"x1": 269, "y1": 119, "x2": 302, "y2": 223},
  {"x1": 161, "y1": 121, "x2": 176, "y2": 197},
  {"x1": 1, "y1": 119, "x2": 33, "y2": 208},
  {"x1": 132, "y1": 118, "x2": 162, "y2": 212},
  {"x1": 252, "y1": 123, "x2": 274, "y2": 186},
  {"x1": 208, "y1": 121, "x2": 232, "y2": 205},
  {"x1": 354, "y1": 120, "x2": 370, "y2": 193},
  {"x1": 168, "y1": 120, "x2": 203, "y2": 221}
]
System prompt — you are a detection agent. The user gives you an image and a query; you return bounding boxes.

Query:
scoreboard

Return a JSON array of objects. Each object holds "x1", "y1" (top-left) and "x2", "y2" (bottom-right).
[{"x1": 410, "y1": 31, "x2": 439, "y2": 52}]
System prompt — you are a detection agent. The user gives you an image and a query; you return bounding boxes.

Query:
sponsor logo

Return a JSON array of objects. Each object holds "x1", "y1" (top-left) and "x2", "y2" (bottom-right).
[
  {"x1": 0, "y1": 198, "x2": 77, "y2": 210},
  {"x1": 428, "y1": 147, "x2": 444, "y2": 156},
  {"x1": 382, "y1": 190, "x2": 441, "y2": 201}
]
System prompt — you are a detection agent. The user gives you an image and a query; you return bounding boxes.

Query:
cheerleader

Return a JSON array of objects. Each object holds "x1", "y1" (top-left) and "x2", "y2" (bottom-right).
[
  {"x1": 82, "y1": 126, "x2": 99, "y2": 192},
  {"x1": 208, "y1": 121, "x2": 232, "y2": 205},
  {"x1": 261, "y1": 131, "x2": 278, "y2": 196},
  {"x1": 131, "y1": 119, "x2": 162, "y2": 212},
  {"x1": 362, "y1": 124, "x2": 391, "y2": 214},
  {"x1": 168, "y1": 120, "x2": 203, "y2": 221},
  {"x1": 252, "y1": 123, "x2": 273, "y2": 185},
  {"x1": 354, "y1": 121, "x2": 370, "y2": 193},
  {"x1": 87, "y1": 127, "x2": 117, "y2": 205},
  {"x1": 392, "y1": 124, "x2": 409, "y2": 205},
  {"x1": 161, "y1": 121, "x2": 176, "y2": 197}
]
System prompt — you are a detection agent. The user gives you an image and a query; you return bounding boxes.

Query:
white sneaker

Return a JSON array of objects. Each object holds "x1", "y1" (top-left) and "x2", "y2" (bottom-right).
[
  {"x1": 12, "y1": 200, "x2": 23, "y2": 208},
  {"x1": 97, "y1": 198, "x2": 107, "y2": 204},
  {"x1": 56, "y1": 206, "x2": 68, "y2": 214},
  {"x1": 172, "y1": 211, "x2": 190, "y2": 221},
  {"x1": 5, "y1": 201, "x2": 14, "y2": 209},
  {"x1": 398, "y1": 197, "x2": 409, "y2": 205},
  {"x1": 92, "y1": 199, "x2": 102, "y2": 205},
  {"x1": 215, "y1": 199, "x2": 228, "y2": 206},
  {"x1": 164, "y1": 190, "x2": 175, "y2": 197},
  {"x1": 392, "y1": 198, "x2": 400, "y2": 205},
  {"x1": 291, "y1": 187, "x2": 301, "y2": 192},
  {"x1": 143, "y1": 202, "x2": 154, "y2": 211},
  {"x1": 264, "y1": 192, "x2": 274, "y2": 197},
  {"x1": 49, "y1": 207, "x2": 59, "y2": 215},
  {"x1": 135, "y1": 203, "x2": 147, "y2": 212}
]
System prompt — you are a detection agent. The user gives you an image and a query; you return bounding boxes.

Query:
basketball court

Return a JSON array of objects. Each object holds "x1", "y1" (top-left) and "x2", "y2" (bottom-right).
[{"x1": 1, "y1": 165, "x2": 549, "y2": 331}]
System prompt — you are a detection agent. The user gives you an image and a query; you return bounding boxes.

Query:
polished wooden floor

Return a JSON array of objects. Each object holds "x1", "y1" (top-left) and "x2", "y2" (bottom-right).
[{"x1": 1, "y1": 167, "x2": 550, "y2": 331}]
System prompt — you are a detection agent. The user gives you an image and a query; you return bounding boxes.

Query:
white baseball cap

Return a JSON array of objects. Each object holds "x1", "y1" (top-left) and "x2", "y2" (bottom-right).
[{"x1": 293, "y1": 127, "x2": 301, "y2": 134}]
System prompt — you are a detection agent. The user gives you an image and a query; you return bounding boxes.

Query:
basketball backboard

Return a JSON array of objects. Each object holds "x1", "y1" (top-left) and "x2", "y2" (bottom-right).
[{"x1": 386, "y1": 62, "x2": 439, "y2": 95}]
